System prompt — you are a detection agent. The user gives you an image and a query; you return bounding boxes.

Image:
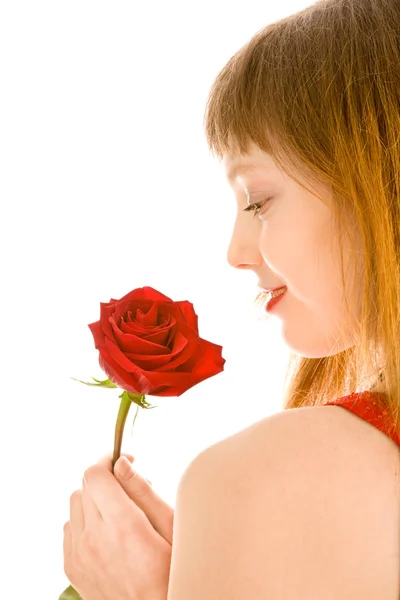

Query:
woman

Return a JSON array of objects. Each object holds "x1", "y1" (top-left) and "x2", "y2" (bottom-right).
[{"x1": 63, "y1": 0, "x2": 400, "y2": 597}]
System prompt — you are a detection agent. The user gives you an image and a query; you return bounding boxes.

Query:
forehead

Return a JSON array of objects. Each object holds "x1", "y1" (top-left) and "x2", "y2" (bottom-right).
[
  {"x1": 225, "y1": 162, "x2": 266, "y2": 184},
  {"x1": 222, "y1": 144, "x2": 276, "y2": 184}
]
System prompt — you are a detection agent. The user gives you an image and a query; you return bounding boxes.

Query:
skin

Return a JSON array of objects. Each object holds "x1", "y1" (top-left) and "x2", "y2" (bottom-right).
[
  {"x1": 63, "y1": 453, "x2": 173, "y2": 600},
  {"x1": 222, "y1": 141, "x2": 365, "y2": 358}
]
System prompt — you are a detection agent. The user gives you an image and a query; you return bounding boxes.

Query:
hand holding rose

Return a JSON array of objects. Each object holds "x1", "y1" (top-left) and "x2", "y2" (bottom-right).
[{"x1": 63, "y1": 453, "x2": 173, "y2": 600}]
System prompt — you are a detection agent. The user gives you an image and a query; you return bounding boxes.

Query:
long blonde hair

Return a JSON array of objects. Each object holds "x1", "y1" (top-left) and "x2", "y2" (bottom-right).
[{"x1": 203, "y1": 0, "x2": 400, "y2": 438}]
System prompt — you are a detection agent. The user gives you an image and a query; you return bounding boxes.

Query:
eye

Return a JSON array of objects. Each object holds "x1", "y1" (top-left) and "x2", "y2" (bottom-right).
[{"x1": 242, "y1": 198, "x2": 272, "y2": 219}]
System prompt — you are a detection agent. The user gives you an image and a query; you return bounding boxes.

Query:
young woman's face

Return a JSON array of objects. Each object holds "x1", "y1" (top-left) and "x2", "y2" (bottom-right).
[{"x1": 223, "y1": 142, "x2": 364, "y2": 358}]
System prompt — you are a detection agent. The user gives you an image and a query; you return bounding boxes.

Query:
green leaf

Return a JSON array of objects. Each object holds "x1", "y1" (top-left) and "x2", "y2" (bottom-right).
[
  {"x1": 70, "y1": 376, "x2": 118, "y2": 388},
  {"x1": 58, "y1": 584, "x2": 84, "y2": 600}
]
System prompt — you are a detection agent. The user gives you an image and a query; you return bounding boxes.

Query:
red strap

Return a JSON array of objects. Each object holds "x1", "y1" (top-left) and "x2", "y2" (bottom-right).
[{"x1": 324, "y1": 391, "x2": 400, "y2": 446}]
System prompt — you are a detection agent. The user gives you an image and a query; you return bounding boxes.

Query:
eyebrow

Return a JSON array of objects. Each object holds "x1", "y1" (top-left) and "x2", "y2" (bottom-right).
[{"x1": 227, "y1": 164, "x2": 261, "y2": 183}]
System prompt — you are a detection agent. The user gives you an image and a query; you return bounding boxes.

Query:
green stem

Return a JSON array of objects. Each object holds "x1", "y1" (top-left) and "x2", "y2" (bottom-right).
[{"x1": 111, "y1": 392, "x2": 141, "y2": 470}]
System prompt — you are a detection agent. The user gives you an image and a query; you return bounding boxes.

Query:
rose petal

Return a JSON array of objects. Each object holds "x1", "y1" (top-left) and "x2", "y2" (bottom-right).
[
  {"x1": 111, "y1": 319, "x2": 170, "y2": 355},
  {"x1": 174, "y1": 301, "x2": 199, "y2": 333}
]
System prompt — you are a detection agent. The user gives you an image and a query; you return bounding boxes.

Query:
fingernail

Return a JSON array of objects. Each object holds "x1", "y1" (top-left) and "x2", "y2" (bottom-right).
[{"x1": 116, "y1": 456, "x2": 132, "y2": 479}]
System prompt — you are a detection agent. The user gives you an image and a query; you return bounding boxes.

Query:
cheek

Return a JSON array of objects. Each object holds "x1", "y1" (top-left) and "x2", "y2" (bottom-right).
[
  {"x1": 259, "y1": 218, "x2": 339, "y2": 304},
  {"x1": 259, "y1": 218, "x2": 312, "y2": 274}
]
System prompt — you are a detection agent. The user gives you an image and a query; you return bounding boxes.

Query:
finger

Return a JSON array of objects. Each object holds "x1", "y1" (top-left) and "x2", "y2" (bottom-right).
[
  {"x1": 83, "y1": 465, "x2": 136, "y2": 524},
  {"x1": 115, "y1": 457, "x2": 174, "y2": 545},
  {"x1": 81, "y1": 476, "x2": 102, "y2": 528},
  {"x1": 63, "y1": 521, "x2": 72, "y2": 564},
  {"x1": 70, "y1": 489, "x2": 85, "y2": 539},
  {"x1": 97, "y1": 452, "x2": 135, "y2": 473}
]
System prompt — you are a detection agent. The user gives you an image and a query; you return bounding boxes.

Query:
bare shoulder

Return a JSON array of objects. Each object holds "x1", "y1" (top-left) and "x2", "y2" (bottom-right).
[{"x1": 181, "y1": 405, "x2": 400, "y2": 599}]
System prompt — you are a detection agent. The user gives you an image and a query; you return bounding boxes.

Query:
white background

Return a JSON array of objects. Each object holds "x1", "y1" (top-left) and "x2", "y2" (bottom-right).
[{"x1": 1, "y1": 1, "x2": 313, "y2": 597}]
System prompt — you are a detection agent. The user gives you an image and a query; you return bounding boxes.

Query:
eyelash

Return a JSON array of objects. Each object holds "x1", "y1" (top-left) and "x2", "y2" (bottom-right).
[{"x1": 242, "y1": 198, "x2": 271, "y2": 219}]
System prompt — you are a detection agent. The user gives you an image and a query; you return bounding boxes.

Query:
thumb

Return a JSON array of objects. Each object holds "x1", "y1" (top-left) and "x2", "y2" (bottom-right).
[
  {"x1": 114, "y1": 456, "x2": 173, "y2": 545},
  {"x1": 97, "y1": 452, "x2": 136, "y2": 473}
]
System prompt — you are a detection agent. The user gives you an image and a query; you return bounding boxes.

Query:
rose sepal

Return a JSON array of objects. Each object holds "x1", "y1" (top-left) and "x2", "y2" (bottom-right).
[
  {"x1": 119, "y1": 390, "x2": 157, "y2": 410},
  {"x1": 70, "y1": 376, "x2": 119, "y2": 388}
]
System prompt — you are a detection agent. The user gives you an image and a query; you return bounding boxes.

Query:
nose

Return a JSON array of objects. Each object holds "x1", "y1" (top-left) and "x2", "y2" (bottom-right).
[{"x1": 226, "y1": 217, "x2": 263, "y2": 270}]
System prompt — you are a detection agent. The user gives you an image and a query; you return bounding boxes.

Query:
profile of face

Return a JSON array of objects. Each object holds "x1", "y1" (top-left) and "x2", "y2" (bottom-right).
[{"x1": 223, "y1": 142, "x2": 364, "y2": 359}]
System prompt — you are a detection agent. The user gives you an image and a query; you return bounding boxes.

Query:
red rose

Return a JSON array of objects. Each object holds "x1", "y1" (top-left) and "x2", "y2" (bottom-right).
[{"x1": 88, "y1": 286, "x2": 226, "y2": 397}]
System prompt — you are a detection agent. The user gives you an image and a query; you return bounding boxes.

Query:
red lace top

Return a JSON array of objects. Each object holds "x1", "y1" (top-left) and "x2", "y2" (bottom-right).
[{"x1": 323, "y1": 390, "x2": 400, "y2": 446}]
